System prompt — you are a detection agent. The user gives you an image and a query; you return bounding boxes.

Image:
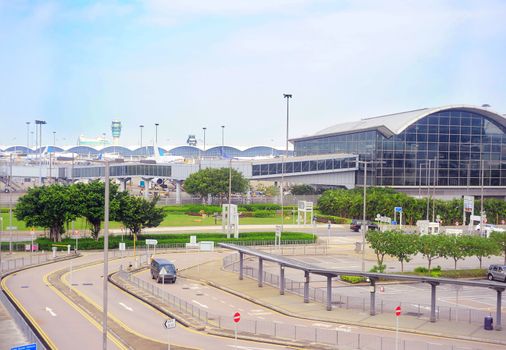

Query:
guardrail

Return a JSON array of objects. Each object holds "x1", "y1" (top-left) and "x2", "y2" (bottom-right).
[
  {"x1": 222, "y1": 254, "x2": 503, "y2": 325},
  {"x1": 116, "y1": 265, "x2": 480, "y2": 350},
  {"x1": 0, "y1": 252, "x2": 64, "y2": 276},
  {"x1": 0, "y1": 290, "x2": 47, "y2": 350}
]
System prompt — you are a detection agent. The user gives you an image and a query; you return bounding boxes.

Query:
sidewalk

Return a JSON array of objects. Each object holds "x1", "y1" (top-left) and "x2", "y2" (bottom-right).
[{"x1": 180, "y1": 259, "x2": 506, "y2": 346}]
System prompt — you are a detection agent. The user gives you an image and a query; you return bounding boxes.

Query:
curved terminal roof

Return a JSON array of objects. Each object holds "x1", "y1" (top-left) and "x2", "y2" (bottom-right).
[{"x1": 292, "y1": 105, "x2": 506, "y2": 141}]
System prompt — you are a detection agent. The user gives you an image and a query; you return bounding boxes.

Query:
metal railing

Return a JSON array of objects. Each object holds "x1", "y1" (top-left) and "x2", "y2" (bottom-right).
[
  {"x1": 116, "y1": 267, "x2": 482, "y2": 350},
  {"x1": 223, "y1": 254, "x2": 503, "y2": 325},
  {"x1": 0, "y1": 291, "x2": 47, "y2": 350},
  {"x1": 0, "y1": 252, "x2": 63, "y2": 276}
]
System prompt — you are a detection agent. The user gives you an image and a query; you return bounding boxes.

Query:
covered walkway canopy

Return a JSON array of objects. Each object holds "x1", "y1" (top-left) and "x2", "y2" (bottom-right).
[{"x1": 219, "y1": 243, "x2": 505, "y2": 330}]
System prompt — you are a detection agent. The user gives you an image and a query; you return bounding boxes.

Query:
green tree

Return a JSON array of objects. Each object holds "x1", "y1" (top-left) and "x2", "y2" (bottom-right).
[
  {"x1": 116, "y1": 195, "x2": 165, "y2": 236},
  {"x1": 366, "y1": 230, "x2": 392, "y2": 267},
  {"x1": 490, "y1": 231, "x2": 506, "y2": 265},
  {"x1": 387, "y1": 232, "x2": 419, "y2": 272},
  {"x1": 418, "y1": 234, "x2": 446, "y2": 271},
  {"x1": 290, "y1": 184, "x2": 317, "y2": 195},
  {"x1": 444, "y1": 235, "x2": 468, "y2": 270},
  {"x1": 15, "y1": 184, "x2": 80, "y2": 242},
  {"x1": 75, "y1": 180, "x2": 121, "y2": 240},
  {"x1": 463, "y1": 235, "x2": 499, "y2": 269},
  {"x1": 183, "y1": 167, "x2": 248, "y2": 201}
]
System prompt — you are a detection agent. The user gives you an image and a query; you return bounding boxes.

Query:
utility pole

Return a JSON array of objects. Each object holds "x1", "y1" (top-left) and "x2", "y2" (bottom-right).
[{"x1": 281, "y1": 94, "x2": 292, "y2": 232}]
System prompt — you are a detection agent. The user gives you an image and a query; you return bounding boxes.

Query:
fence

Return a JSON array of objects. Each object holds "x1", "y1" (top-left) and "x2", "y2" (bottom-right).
[
  {"x1": 0, "y1": 291, "x2": 47, "y2": 350},
  {"x1": 116, "y1": 267, "x2": 482, "y2": 350},
  {"x1": 223, "y1": 254, "x2": 503, "y2": 326},
  {"x1": 0, "y1": 252, "x2": 59, "y2": 276}
]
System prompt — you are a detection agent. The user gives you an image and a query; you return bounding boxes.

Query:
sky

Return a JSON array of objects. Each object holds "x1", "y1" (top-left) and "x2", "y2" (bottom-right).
[{"x1": 1, "y1": 0, "x2": 505, "y2": 149}]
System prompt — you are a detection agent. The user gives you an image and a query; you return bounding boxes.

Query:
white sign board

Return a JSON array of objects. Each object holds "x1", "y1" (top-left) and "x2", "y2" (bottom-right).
[
  {"x1": 119, "y1": 242, "x2": 126, "y2": 251},
  {"x1": 464, "y1": 196, "x2": 474, "y2": 213},
  {"x1": 275, "y1": 225, "x2": 282, "y2": 238},
  {"x1": 159, "y1": 267, "x2": 168, "y2": 276},
  {"x1": 145, "y1": 239, "x2": 158, "y2": 245},
  {"x1": 470, "y1": 215, "x2": 481, "y2": 222},
  {"x1": 6, "y1": 226, "x2": 17, "y2": 230},
  {"x1": 164, "y1": 318, "x2": 176, "y2": 329}
]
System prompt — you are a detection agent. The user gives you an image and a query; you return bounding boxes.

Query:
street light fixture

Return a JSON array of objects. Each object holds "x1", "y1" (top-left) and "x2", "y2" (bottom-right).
[
  {"x1": 221, "y1": 125, "x2": 225, "y2": 158},
  {"x1": 280, "y1": 94, "x2": 292, "y2": 231},
  {"x1": 26, "y1": 122, "x2": 30, "y2": 147},
  {"x1": 35, "y1": 120, "x2": 47, "y2": 184},
  {"x1": 53, "y1": 131, "x2": 56, "y2": 146},
  {"x1": 202, "y1": 127, "x2": 207, "y2": 152},
  {"x1": 155, "y1": 123, "x2": 159, "y2": 145},
  {"x1": 139, "y1": 125, "x2": 144, "y2": 149}
]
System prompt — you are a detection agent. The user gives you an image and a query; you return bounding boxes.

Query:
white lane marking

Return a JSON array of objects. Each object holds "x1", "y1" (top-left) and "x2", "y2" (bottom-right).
[
  {"x1": 227, "y1": 345, "x2": 279, "y2": 349},
  {"x1": 45, "y1": 306, "x2": 57, "y2": 317},
  {"x1": 119, "y1": 302, "x2": 133, "y2": 312},
  {"x1": 192, "y1": 300, "x2": 208, "y2": 309},
  {"x1": 229, "y1": 304, "x2": 235, "y2": 308},
  {"x1": 220, "y1": 300, "x2": 226, "y2": 304}
]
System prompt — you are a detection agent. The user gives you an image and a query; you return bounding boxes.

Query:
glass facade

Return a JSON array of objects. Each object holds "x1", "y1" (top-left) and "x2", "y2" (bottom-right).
[
  {"x1": 294, "y1": 109, "x2": 506, "y2": 187},
  {"x1": 252, "y1": 156, "x2": 357, "y2": 177},
  {"x1": 72, "y1": 164, "x2": 171, "y2": 178}
]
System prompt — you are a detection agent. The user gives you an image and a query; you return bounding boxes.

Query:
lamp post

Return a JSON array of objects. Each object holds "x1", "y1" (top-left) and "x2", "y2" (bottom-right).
[
  {"x1": 221, "y1": 125, "x2": 225, "y2": 157},
  {"x1": 281, "y1": 94, "x2": 292, "y2": 231},
  {"x1": 155, "y1": 123, "x2": 159, "y2": 145},
  {"x1": 139, "y1": 125, "x2": 144, "y2": 148},
  {"x1": 53, "y1": 131, "x2": 56, "y2": 146},
  {"x1": 102, "y1": 160, "x2": 110, "y2": 350},
  {"x1": 26, "y1": 122, "x2": 30, "y2": 147},
  {"x1": 202, "y1": 127, "x2": 207, "y2": 152},
  {"x1": 356, "y1": 159, "x2": 371, "y2": 272},
  {"x1": 480, "y1": 159, "x2": 485, "y2": 234},
  {"x1": 35, "y1": 120, "x2": 47, "y2": 184}
]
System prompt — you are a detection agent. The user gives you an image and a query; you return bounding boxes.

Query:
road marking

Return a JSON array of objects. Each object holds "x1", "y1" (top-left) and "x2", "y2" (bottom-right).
[
  {"x1": 336, "y1": 325, "x2": 352, "y2": 332},
  {"x1": 45, "y1": 306, "x2": 57, "y2": 317},
  {"x1": 119, "y1": 302, "x2": 133, "y2": 312},
  {"x1": 312, "y1": 322, "x2": 332, "y2": 328},
  {"x1": 192, "y1": 300, "x2": 209, "y2": 309},
  {"x1": 227, "y1": 345, "x2": 280, "y2": 350}
]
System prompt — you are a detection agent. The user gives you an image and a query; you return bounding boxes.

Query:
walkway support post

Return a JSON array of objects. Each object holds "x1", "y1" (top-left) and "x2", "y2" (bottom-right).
[
  {"x1": 175, "y1": 180, "x2": 182, "y2": 205},
  {"x1": 304, "y1": 270, "x2": 310, "y2": 303},
  {"x1": 258, "y1": 258, "x2": 263, "y2": 287},
  {"x1": 280, "y1": 265, "x2": 285, "y2": 295},
  {"x1": 326, "y1": 275, "x2": 332, "y2": 311},
  {"x1": 429, "y1": 282, "x2": 439, "y2": 322},
  {"x1": 369, "y1": 278, "x2": 376, "y2": 316},
  {"x1": 239, "y1": 252, "x2": 244, "y2": 280},
  {"x1": 496, "y1": 289, "x2": 503, "y2": 331}
]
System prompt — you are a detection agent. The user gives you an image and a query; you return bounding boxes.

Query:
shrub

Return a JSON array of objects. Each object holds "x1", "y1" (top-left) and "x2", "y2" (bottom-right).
[
  {"x1": 252, "y1": 210, "x2": 277, "y2": 218},
  {"x1": 185, "y1": 205, "x2": 221, "y2": 215},
  {"x1": 369, "y1": 264, "x2": 387, "y2": 273},
  {"x1": 239, "y1": 204, "x2": 281, "y2": 211},
  {"x1": 340, "y1": 275, "x2": 366, "y2": 284},
  {"x1": 315, "y1": 214, "x2": 350, "y2": 224},
  {"x1": 414, "y1": 266, "x2": 429, "y2": 273}
]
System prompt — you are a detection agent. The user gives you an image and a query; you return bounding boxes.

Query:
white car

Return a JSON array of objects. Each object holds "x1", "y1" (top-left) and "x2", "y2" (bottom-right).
[{"x1": 475, "y1": 224, "x2": 505, "y2": 236}]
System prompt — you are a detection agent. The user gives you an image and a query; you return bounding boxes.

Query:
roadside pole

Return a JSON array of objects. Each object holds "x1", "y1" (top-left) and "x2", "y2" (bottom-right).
[
  {"x1": 233, "y1": 312, "x2": 240, "y2": 348},
  {"x1": 395, "y1": 306, "x2": 401, "y2": 350},
  {"x1": 327, "y1": 221, "x2": 331, "y2": 250},
  {"x1": 163, "y1": 318, "x2": 176, "y2": 350}
]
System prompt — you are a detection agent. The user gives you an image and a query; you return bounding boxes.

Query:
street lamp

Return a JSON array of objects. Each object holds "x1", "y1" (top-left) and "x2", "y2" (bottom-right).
[
  {"x1": 102, "y1": 160, "x2": 110, "y2": 350},
  {"x1": 139, "y1": 125, "x2": 144, "y2": 148},
  {"x1": 53, "y1": 131, "x2": 56, "y2": 146},
  {"x1": 26, "y1": 122, "x2": 30, "y2": 147},
  {"x1": 221, "y1": 125, "x2": 225, "y2": 157},
  {"x1": 35, "y1": 120, "x2": 47, "y2": 184},
  {"x1": 356, "y1": 159, "x2": 372, "y2": 272},
  {"x1": 280, "y1": 94, "x2": 292, "y2": 231},
  {"x1": 155, "y1": 123, "x2": 159, "y2": 145},
  {"x1": 202, "y1": 127, "x2": 207, "y2": 152}
]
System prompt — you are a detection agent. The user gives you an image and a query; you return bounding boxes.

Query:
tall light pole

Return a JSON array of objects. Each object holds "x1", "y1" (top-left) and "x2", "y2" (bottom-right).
[
  {"x1": 53, "y1": 131, "x2": 56, "y2": 146},
  {"x1": 356, "y1": 160, "x2": 371, "y2": 272},
  {"x1": 426, "y1": 160, "x2": 431, "y2": 221},
  {"x1": 480, "y1": 159, "x2": 485, "y2": 233},
  {"x1": 202, "y1": 127, "x2": 207, "y2": 152},
  {"x1": 139, "y1": 125, "x2": 144, "y2": 148},
  {"x1": 26, "y1": 122, "x2": 30, "y2": 147},
  {"x1": 35, "y1": 120, "x2": 47, "y2": 184},
  {"x1": 221, "y1": 125, "x2": 225, "y2": 157},
  {"x1": 155, "y1": 123, "x2": 159, "y2": 145},
  {"x1": 102, "y1": 160, "x2": 110, "y2": 350},
  {"x1": 281, "y1": 94, "x2": 292, "y2": 231}
]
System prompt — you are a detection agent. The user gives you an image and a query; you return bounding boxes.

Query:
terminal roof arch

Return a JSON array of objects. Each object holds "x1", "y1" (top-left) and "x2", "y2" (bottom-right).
[{"x1": 293, "y1": 105, "x2": 506, "y2": 141}]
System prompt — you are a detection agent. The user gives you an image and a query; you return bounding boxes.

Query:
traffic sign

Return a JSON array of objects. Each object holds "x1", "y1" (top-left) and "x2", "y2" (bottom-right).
[
  {"x1": 395, "y1": 305, "x2": 401, "y2": 316},
  {"x1": 391, "y1": 220, "x2": 397, "y2": 225},
  {"x1": 119, "y1": 242, "x2": 126, "y2": 251},
  {"x1": 146, "y1": 239, "x2": 158, "y2": 245},
  {"x1": 6, "y1": 226, "x2": 17, "y2": 230},
  {"x1": 164, "y1": 318, "x2": 176, "y2": 329},
  {"x1": 233, "y1": 312, "x2": 241, "y2": 323},
  {"x1": 394, "y1": 207, "x2": 402, "y2": 213},
  {"x1": 11, "y1": 344, "x2": 36, "y2": 350}
]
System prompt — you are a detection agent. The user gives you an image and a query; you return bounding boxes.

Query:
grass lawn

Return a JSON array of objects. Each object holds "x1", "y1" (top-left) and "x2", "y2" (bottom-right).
[{"x1": 0, "y1": 212, "x2": 298, "y2": 231}]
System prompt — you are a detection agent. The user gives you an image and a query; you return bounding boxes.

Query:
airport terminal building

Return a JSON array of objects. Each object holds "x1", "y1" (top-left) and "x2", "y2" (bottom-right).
[{"x1": 290, "y1": 105, "x2": 506, "y2": 197}]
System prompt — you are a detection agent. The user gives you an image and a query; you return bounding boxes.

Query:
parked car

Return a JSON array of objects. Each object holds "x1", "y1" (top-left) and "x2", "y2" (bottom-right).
[
  {"x1": 350, "y1": 220, "x2": 379, "y2": 232},
  {"x1": 150, "y1": 258, "x2": 177, "y2": 284},
  {"x1": 487, "y1": 264, "x2": 506, "y2": 282}
]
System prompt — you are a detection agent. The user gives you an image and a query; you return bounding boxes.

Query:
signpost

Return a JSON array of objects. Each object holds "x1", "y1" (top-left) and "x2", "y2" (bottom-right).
[
  {"x1": 163, "y1": 318, "x2": 176, "y2": 350},
  {"x1": 233, "y1": 312, "x2": 241, "y2": 347},
  {"x1": 394, "y1": 207, "x2": 403, "y2": 230},
  {"x1": 395, "y1": 306, "x2": 401, "y2": 350},
  {"x1": 275, "y1": 225, "x2": 281, "y2": 248},
  {"x1": 146, "y1": 239, "x2": 158, "y2": 256},
  {"x1": 159, "y1": 266, "x2": 168, "y2": 285}
]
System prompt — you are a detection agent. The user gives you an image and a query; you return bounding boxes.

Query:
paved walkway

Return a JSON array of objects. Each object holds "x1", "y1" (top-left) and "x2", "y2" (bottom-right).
[{"x1": 181, "y1": 258, "x2": 506, "y2": 346}]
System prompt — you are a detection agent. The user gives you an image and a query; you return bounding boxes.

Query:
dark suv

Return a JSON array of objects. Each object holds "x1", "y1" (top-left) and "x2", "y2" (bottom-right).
[{"x1": 350, "y1": 220, "x2": 379, "y2": 232}]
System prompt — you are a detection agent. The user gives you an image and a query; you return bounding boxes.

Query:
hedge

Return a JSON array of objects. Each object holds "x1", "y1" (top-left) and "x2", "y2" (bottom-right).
[
  {"x1": 32, "y1": 232, "x2": 315, "y2": 250},
  {"x1": 315, "y1": 214, "x2": 350, "y2": 224},
  {"x1": 340, "y1": 275, "x2": 366, "y2": 284}
]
